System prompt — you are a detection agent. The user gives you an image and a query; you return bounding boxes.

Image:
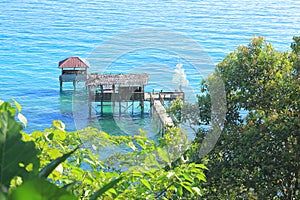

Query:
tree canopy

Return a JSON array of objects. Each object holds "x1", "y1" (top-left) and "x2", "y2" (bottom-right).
[{"x1": 198, "y1": 36, "x2": 299, "y2": 199}]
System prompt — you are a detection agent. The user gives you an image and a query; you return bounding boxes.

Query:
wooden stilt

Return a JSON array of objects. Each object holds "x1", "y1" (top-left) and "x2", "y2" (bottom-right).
[
  {"x1": 141, "y1": 85, "x2": 145, "y2": 114},
  {"x1": 112, "y1": 84, "x2": 115, "y2": 113},
  {"x1": 88, "y1": 101, "x2": 92, "y2": 119},
  {"x1": 88, "y1": 86, "x2": 92, "y2": 118},
  {"x1": 100, "y1": 85, "x2": 103, "y2": 115}
]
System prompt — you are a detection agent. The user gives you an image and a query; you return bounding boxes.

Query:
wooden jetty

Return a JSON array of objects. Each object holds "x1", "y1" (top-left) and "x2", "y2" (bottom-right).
[
  {"x1": 153, "y1": 99, "x2": 174, "y2": 127},
  {"x1": 58, "y1": 57, "x2": 89, "y2": 90},
  {"x1": 58, "y1": 57, "x2": 185, "y2": 134},
  {"x1": 148, "y1": 92, "x2": 184, "y2": 134},
  {"x1": 85, "y1": 73, "x2": 184, "y2": 134}
]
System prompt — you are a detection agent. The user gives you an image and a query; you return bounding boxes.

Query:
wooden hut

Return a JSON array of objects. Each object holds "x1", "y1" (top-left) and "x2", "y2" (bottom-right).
[
  {"x1": 58, "y1": 57, "x2": 89, "y2": 89},
  {"x1": 86, "y1": 73, "x2": 150, "y2": 115}
]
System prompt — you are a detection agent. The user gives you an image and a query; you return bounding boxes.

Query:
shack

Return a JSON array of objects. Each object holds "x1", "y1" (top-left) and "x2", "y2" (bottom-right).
[
  {"x1": 58, "y1": 56, "x2": 89, "y2": 89},
  {"x1": 86, "y1": 73, "x2": 150, "y2": 115}
]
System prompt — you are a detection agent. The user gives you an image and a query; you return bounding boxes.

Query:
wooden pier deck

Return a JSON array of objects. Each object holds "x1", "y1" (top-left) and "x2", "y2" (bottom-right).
[
  {"x1": 84, "y1": 72, "x2": 184, "y2": 134},
  {"x1": 147, "y1": 92, "x2": 184, "y2": 133},
  {"x1": 152, "y1": 99, "x2": 174, "y2": 127}
]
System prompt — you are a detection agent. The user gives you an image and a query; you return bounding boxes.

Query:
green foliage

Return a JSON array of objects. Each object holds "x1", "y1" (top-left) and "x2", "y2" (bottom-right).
[
  {"x1": 197, "y1": 36, "x2": 300, "y2": 199},
  {"x1": 167, "y1": 96, "x2": 211, "y2": 135},
  {"x1": 40, "y1": 126, "x2": 206, "y2": 199},
  {"x1": 0, "y1": 101, "x2": 39, "y2": 188},
  {"x1": 0, "y1": 100, "x2": 207, "y2": 199},
  {"x1": 291, "y1": 35, "x2": 300, "y2": 68},
  {"x1": 8, "y1": 179, "x2": 77, "y2": 200},
  {"x1": 167, "y1": 98, "x2": 183, "y2": 123},
  {"x1": 0, "y1": 100, "x2": 78, "y2": 200},
  {"x1": 21, "y1": 124, "x2": 120, "y2": 199},
  {"x1": 38, "y1": 146, "x2": 80, "y2": 179},
  {"x1": 89, "y1": 177, "x2": 123, "y2": 200},
  {"x1": 93, "y1": 127, "x2": 206, "y2": 199},
  {"x1": 291, "y1": 36, "x2": 300, "y2": 53},
  {"x1": 197, "y1": 82, "x2": 211, "y2": 126}
]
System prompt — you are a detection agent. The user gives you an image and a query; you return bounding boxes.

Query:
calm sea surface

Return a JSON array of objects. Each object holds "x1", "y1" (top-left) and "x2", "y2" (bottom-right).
[{"x1": 1, "y1": 0, "x2": 300, "y2": 134}]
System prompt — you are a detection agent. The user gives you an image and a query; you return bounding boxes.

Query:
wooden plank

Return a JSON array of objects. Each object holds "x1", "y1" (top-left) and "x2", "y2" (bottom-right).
[{"x1": 153, "y1": 99, "x2": 174, "y2": 127}]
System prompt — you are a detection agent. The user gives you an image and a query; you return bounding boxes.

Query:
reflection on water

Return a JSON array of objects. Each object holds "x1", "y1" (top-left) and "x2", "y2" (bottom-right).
[{"x1": 61, "y1": 90, "x2": 161, "y2": 139}]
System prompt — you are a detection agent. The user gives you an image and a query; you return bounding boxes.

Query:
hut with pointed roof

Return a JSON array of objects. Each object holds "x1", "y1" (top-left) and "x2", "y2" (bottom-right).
[{"x1": 58, "y1": 56, "x2": 89, "y2": 89}]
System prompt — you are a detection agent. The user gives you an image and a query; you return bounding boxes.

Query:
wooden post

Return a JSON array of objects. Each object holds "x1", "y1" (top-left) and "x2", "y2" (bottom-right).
[
  {"x1": 59, "y1": 76, "x2": 63, "y2": 91},
  {"x1": 73, "y1": 80, "x2": 76, "y2": 90},
  {"x1": 140, "y1": 85, "x2": 144, "y2": 114},
  {"x1": 88, "y1": 101, "x2": 92, "y2": 119},
  {"x1": 88, "y1": 86, "x2": 92, "y2": 118},
  {"x1": 112, "y1": 84, "x2": 115, "y2": 113},
  {"x1": 100, "y1": 85, "x2": 103, "y2": 115},
  {"x1": 59, "y1": 71, "x2": 63, "y2": 91}
]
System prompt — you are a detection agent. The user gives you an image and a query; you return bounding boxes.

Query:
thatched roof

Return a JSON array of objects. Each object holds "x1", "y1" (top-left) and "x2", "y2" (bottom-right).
[
  {"x1": 58, "y1": 57, "x2": 90, "y2": 69},
  {"x1": 86, "y1": 73, "x2": 150, "y2": 87}
]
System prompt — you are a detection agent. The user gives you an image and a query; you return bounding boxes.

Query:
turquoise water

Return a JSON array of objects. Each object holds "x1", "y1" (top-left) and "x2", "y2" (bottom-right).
[{"x1": 1, "y1": 0, "x2": 300, "y2": 133}]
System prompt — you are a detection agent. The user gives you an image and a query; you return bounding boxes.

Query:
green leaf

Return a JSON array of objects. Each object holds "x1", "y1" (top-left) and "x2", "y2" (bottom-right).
[
  {"x1": 127, "y1": 141, "x2": 137, "y2": 151},
  {"x1": 192, "y1": 187, "x2": 201, "y2": 196},
  {"x1": 11, "y1": 99, "x2": 21, "y2": 113},
  {"x1": 0, "y1": 190, "x2": 6, "y2": 200},
  {"x1": 144, "y1": 154, "x2": 160, "y2": 168},
  {"x1": 89, "y1": 177, "x2": 123, "y2": 200},
  {"x1": 8, "y1": 179, "x2": 76, "y2": 200},
  {"x1": 180, "y1": 183, "x2": 193, "y2": 194},
  {"x1": 141, "y1": 179, "x2": 152, "y2": 190},
  {"x1": 38, "y1": 146, "x2": 79, "y2": 179},
  {"x1": 61, "y1": 181, "x2": 77, "y2": 192},
  {"x1": 177, "y1": 185, "x2": 183, "y2": 196},
  {"x1": 195, "y1": 163, "x2": 208, "y2": 170},
  {"x1": 0, "y1": 102, "x2": 39, "y2": 187},
  {"x1": 17, "y1": 113, "x2": 27, "y2": 127},
  {"x1": 182, "y1": 173, "x2": 193, "y2": 183},
  {"x1": 108, "y1": 188, "x2": 117, "y2": 195},
  {"x1": 52, "y1": 120, "x2": 66, "y2": 132},
  {"x1": 48, "y1": 148, "x2": 63, "y2": 160},
  {"x1": 196, "y1": 174, "x2": 206, "y2": 182},
  {"x1": 157, "y1": 147, "x2": 170, "y2": 165},
  {"x1": 25, "y1": 163, "x2": 33, "y2": 172}
]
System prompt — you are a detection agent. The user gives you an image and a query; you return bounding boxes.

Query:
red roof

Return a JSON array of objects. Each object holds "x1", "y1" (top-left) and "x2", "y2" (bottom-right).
[{"x1": 58, "y1": 57, "x2": 90, "y2": 69}]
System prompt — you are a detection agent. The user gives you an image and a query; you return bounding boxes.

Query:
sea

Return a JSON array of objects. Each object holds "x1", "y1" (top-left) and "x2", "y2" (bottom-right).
[{"x1": 1, "y1": 0, "x2": 300, "y2": 136}]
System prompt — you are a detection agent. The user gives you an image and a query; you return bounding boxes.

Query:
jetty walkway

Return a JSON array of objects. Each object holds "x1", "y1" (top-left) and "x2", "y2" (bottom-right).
[{"x1": 147, "y1": 92, "x2": 184, "y2": 134}]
